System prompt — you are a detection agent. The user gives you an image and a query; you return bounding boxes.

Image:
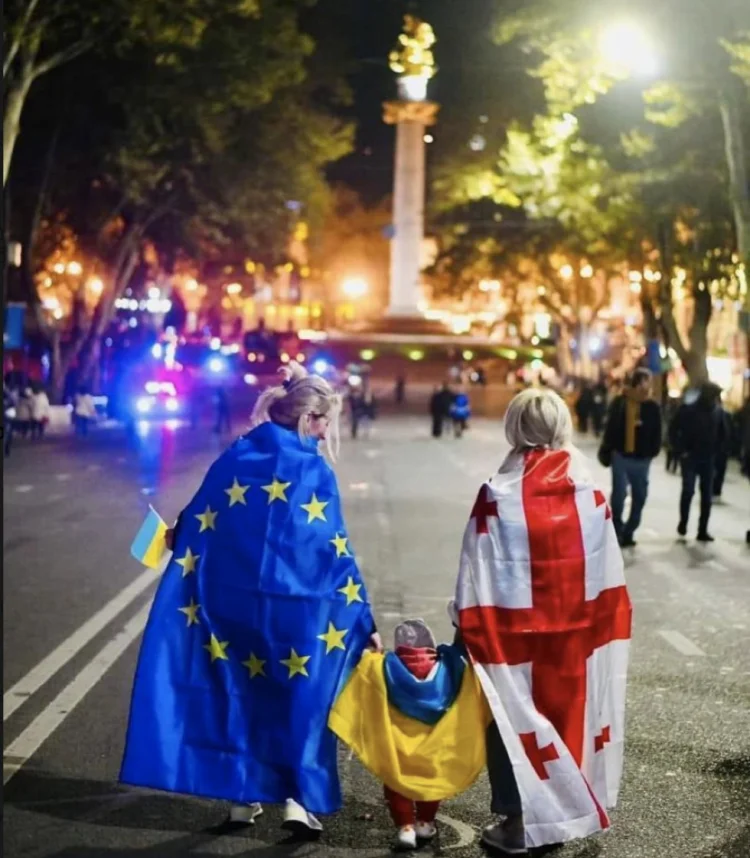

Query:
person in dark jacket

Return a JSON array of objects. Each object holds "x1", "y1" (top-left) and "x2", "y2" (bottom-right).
[
  {"x1": 429, "y1": 384, "x2": 453, "y2": 438},
  {"x1": 602, "y1": 368, "x2": 662, "y2": 547},
  {"x1": 575, "y1": 382, "x2": 595, "y2": 434},
  {"x1": 670, "y1": 382, "x2": 729, "y2": 542}
]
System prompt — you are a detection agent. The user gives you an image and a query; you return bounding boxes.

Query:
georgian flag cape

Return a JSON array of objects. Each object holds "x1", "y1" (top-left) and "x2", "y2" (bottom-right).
[{"x1": 456, "y1": 448, "x2": 632, "y2": 849}]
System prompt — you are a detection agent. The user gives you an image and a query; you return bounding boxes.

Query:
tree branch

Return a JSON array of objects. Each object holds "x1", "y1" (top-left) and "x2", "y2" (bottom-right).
[
  {"x1": 32, "y1": 37, "x2": 95, "y2": 81},
  {"x1": 3, "y1": 0, "x2": 43, "y2": 79}
]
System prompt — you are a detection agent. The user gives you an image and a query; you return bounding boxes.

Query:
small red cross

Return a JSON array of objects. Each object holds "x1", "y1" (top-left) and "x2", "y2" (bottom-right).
[
  {"x1": 594, "y1": 489, "x2": 612, "y2": 520},
  {"x1": 520, "y1": 731, "x2": 560, "y2": 780},
  {"x1": 594, "y1": 725, "x2": 611, "y2": 753},
  {"x1": 471, "y1": 485, "x2": 499, "y2": 535}
]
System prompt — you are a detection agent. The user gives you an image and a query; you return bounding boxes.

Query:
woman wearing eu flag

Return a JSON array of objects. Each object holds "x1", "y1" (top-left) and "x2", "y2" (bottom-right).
[{"x1": 121, "y1": 362, "x2": 381, "y2": 837}]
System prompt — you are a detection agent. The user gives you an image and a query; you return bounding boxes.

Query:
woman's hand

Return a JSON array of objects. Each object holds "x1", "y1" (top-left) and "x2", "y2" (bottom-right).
[{"x1": 367, "y1": 632, "x2": 384, "y2": 653}]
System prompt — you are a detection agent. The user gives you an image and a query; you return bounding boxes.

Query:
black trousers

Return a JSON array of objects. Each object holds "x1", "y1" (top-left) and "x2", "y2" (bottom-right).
[
  {"x1": 431, "y1": 415, "x2": 444, "y2": 438},
  {"x1": 713, "y1": 453, "x2": 728, "y2": 496},
  {"x1": 487, "y1": 720, "x2": 522, "y2": 816},
  {"x1": 679, "y1": 456, "x2": 714, "y2": 535}
]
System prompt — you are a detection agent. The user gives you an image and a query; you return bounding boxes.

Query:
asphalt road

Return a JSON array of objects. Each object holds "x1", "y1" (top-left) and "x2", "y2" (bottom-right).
[{"x1": 3, "y1": 414, "x2": 750, "y2": 858}]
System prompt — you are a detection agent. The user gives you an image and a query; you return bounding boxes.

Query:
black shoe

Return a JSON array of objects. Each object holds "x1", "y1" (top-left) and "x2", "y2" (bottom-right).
[
  {"x1": 677, "y1": 522, "x2": 687, "y2": 537},
  {"x1": 619, "y1": 536, "x2": 637, "y2": 548},
  {"x1": 697, "y1": 532, "x2": 715, "y2": 543}
]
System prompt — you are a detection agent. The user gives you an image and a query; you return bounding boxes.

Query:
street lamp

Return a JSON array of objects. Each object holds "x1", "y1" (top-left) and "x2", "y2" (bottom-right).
[
  {"x1": 599, "y1": 22, "x2": 659, "y2": 78},
  {"x1": 341, "y1": 277, "x2": 369, "y2": 299}
]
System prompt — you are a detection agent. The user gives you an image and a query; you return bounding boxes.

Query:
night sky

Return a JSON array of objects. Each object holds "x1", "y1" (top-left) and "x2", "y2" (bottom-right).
[{"x1": 325, "y1": 0, "x2": 535, "y2": 204}]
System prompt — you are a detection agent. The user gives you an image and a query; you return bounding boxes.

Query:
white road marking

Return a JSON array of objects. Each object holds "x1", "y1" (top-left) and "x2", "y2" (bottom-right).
[
  {"x1": 3, "y1": 567, "x2": 158, "y2": 721},
  {"x1": 15, "y1": 485, "x2": 33, "y2": 493},
  {"x1": 3, "y1": 601, "x2": 152, "y2": 786},
  {"x1": 657, "y1": 630, "x2": 706, "y2": 657},
  {"x1": 437, "y1": 812, "x2": 477, "y2": 851}
]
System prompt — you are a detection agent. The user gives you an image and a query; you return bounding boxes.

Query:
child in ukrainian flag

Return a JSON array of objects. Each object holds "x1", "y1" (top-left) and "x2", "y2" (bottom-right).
[{"x1": 329, "y1": 618, "x2": 490, "y2": 851}]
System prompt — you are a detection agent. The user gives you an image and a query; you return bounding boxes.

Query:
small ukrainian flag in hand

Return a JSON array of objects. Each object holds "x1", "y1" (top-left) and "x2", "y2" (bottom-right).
[{"x1": 130, "y1": 506, "x2": 168, "y2": 569}]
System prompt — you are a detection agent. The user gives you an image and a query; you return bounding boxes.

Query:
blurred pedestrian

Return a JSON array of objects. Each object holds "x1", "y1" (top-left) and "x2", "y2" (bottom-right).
[
  {"x1": 600, "y1": 369, "x2": 662, "y2": 547},
  {"x1": 450, "y1": 390, "x2": 471, "y2": 439},
  {"x1": 670, "y1": 382, "x2": 729, "y2": 542},
  {"x1": 740, "y1": 397, "x2": 750, "y2": 478},
  {"x1": 395, "y1": 375, "x2": 406, "y2": 405},
  {"x1": 590, "y1": 378, "x2": 608, "y2": 437},
  {"x1": 213, "y1": 387, "x2": 231, "y2": 435},
  {"x1": 429, "y1": 384, "x2": 452, "y2": 438},
  {"x1": 30, "y1": 382, "x2": 51, "y2": 439},
  {"x1": 15, "y1": 385, "x2": 33, "y2": 438},
  {"x1": 4, "y1": 383, "x2": 16, "y2": 456},
  {"x1": 74, "y1": 387, "x2": 97, "y2": 436},
  {"x1": 712, "y1": 400, "x2": 733, "y2": 500},
  {"x1": 574, "y1": 382, "x2": 594, "y2": 434}
]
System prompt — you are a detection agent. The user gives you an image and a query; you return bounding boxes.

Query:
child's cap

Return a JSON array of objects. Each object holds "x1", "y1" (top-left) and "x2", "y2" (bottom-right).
[{"x1": 394, "y1": 618, "x2": 436, "y2": 649}]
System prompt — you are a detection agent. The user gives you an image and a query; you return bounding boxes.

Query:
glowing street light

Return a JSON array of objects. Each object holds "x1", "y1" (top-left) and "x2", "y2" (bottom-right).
[
  {"x1": 67, "y1": 260, "x2": 83, "y2": 276},
  {"x1": 599, "y1": 22, "x2": 659, "y2": 78},
  {"x1": 341, "y1": 277, "x2": 369, "y2": 299},
  {"x1": 560, "y1": 264, "x2": 574, "y2": 280},
  {"x1": 580, "y1": 264, "x2": 594, "y2": 279},
  {"x1": 225, "y1": 282, "x2": 242, "y2": 295},
  {"x1": 87, "y1": 277, "x2": 104, "y2": 295}
]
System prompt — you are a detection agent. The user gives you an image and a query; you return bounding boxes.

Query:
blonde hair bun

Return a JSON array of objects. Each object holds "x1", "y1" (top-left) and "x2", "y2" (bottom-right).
[{"x1": 279, "y1": 360, "x2": 308, "y2": 386}]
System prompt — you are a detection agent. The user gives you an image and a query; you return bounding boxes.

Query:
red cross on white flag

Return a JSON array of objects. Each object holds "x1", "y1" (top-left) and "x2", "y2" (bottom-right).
[{"x1": 456, "y1": 450, "x2": 632, "y2": 850}]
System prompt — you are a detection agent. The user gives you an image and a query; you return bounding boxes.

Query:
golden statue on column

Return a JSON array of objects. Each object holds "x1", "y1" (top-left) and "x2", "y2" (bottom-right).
[{"x1": 383, "y1": 16, "x2": 439, "y2": 318}]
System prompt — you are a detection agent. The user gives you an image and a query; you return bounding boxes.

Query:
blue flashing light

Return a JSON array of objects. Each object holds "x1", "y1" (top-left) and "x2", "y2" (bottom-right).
[
  {"x1": 313, "y1": 359, "x2": 329, "y2": 375},
  {"x1": 208, "y1": 357, "x2": 226, "y2": 374}
]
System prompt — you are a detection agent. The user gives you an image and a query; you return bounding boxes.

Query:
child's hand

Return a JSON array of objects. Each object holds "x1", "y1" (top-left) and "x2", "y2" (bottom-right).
[{"x1": 367, "y1": 632, "x2": 384, "y2": 653}]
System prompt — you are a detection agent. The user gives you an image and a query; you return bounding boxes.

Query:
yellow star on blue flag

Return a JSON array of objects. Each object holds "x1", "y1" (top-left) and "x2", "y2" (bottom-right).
[{"x1": 121, "y1": 421, "x2": 375, "y2": 815}]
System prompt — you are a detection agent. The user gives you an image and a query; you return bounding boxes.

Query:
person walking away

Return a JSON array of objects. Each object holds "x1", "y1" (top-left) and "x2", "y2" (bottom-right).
[
  {"x1": 670, "y1": 382, "x2": 728, "y2": 542},
  {"x1": 395, "y1": 375, "x2": 406, "y2": 405},
  {"x1": 4, "y1": 383, "x2": 16, "y2": 456},
  {"x1": 601, "y1": 368, "x2": 662, "y2": 547},
  {"x1": 361, "y1": 388, "x2": 377, "y2": 439},
  {"x1": 213, "y1": 386, "x2": 231, "y2": 435},
  {"x1": 575, "y1": 382, "x2": 594, "y2": 434},
  {"x1": 15, "y1": 385, "x2": 33, "y2": 438},
  {"x1": 451, "y1": 390, "x2": 471, "y2": 438},
  {"x1": 739, "y1": 397, "x2": 750, "y2": 479},
  {"x1": 121, "y1": 362, "x2": 380, "y2": 835},
  {"x1": 348, "y1": 389, "x2": 367, "y2": 440},
  {"x1": 591, "y1": 379, "x2": 608, "y2": 437},
  {"x1": 712, "y1": 400, "x2": 734, "y2": 501},
  {"x1": 30, "y1": 383, "x2": 51, "y2": 439},
  {"x1": 74, "y1": 388, "x2": 97, "y2": 436},
  {"x1": 429, "y1": 384, "x2": 452, "y2": 438},
  {"x1": 663, "y1": 396, "x2": 681, "y2": 473},
  {"x1": 330, "y1": 618, "x2": 489, "y2": 852},
  {"x1": 453, "y1": 389, "x2": 631, "y2": 853}
]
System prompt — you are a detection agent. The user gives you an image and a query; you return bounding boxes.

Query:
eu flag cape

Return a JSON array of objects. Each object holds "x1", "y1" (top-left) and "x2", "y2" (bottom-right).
[
  {"x1": 329, "y1": 647, "x2": 491, "y2": 802},
  {"x1": 121, "y1": 422, "x2": 375, "y2": 814}
]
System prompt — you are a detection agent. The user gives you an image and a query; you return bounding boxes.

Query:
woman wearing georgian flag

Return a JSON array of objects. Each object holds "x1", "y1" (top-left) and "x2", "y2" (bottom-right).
[{"x1": 453, "y1": 389, "x2": 632, "y2": 854}]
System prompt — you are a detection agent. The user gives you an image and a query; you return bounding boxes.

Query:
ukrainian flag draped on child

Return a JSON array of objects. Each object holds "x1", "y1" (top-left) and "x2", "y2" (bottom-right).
[{"x1": 121, "y1": 421, "x2": 375, "y2": 813}]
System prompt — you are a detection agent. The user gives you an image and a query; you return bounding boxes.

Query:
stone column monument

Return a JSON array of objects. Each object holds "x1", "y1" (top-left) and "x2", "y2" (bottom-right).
[{"x1": 383, "y1": 16, "x2": 439, "y2": 319}]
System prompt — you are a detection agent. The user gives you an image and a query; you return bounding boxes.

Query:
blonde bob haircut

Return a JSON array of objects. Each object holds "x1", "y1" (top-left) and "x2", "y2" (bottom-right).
[
  {"x1": 250, "y1": 361, "x2": 342, "y2": 460},
  {"x1": 504, "y1": 388, "x2": 573, "y2": 453}
]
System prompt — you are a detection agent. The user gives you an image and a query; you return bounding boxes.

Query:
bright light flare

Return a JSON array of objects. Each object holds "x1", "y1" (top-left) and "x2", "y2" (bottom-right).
[
  {"x1": 342, "y1": 277, "x2": 368, "y2": 299},
  {"x1": 398, "y1": 74, "x2": 429, "y2": 101},
  {"x1": 599, "y1": 22, "x2": 659, "y2": 78},
  {"x1": 313, "y1": 359, "x2": 329, "y2": 375},
  {"x1": 67, "y1": 261, "x2": 83, "y2": 276},
  {"x1": 136, "y1": 396, "x2": 154, "y2": 414},
  {"x1": 165, "y1": 397, "x2": 180, "y2": 413}
]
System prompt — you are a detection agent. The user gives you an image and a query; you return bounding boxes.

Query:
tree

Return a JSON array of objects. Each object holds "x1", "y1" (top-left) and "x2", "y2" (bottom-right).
[
  {"x1": 492, "y1": 0, "x2": 750, "y2": 381},
  {"x1": 9, "y1": 0, "x2": 354, "y2": 398}
]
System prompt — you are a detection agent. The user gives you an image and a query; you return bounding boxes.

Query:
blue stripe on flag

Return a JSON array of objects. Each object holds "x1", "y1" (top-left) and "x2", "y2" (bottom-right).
[{"x1": 131, "y1": 508, "x2": 164, "y2": 564}]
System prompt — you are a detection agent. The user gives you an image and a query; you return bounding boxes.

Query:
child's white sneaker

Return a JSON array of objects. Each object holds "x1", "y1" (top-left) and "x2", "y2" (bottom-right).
[
  {"x1": 228, "y1": 802, "x2": 263, "y2": 825},
  {"x1": 415, "y1": 820, "x2": 437, "y2": 841},
  {"x1": 282, "y1": 798, "x2": 323, "y2": 838},
  {"x1": 394, "y1": 825, "x2": 417, "y2": 851}
]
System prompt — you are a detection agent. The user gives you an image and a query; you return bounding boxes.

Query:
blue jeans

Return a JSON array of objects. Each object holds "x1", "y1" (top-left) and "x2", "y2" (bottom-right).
[{"x1": 611, "y1": 453, "x2": 651, "y2": 541}]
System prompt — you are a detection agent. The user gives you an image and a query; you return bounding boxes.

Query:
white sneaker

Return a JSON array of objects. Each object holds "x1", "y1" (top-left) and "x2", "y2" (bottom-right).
[
  {"x1": 282, "y1": 798, "x2": 323, "y2": 836},
  {"x1": 394, "y1": 825, "x2": 417, "y2": 851},
  {"x1": 228, "y1": 803, "x2": 263, "y2": 825},
  {"x1": 415, "y1": 820, "x2": 437, "y2": 841}
]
